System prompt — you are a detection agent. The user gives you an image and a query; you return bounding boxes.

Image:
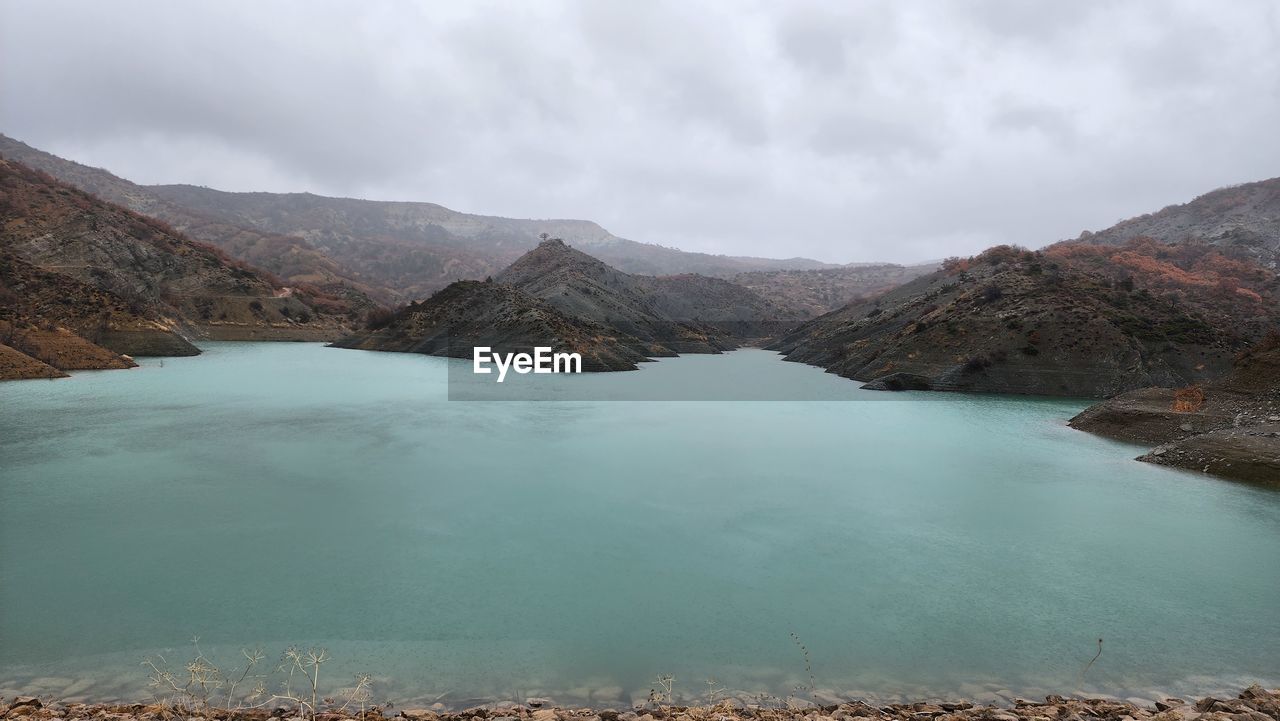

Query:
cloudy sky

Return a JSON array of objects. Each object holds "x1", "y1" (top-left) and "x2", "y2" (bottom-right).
[{"x1": 2, "y1": 1, "x2": 1278, "y2": 263}]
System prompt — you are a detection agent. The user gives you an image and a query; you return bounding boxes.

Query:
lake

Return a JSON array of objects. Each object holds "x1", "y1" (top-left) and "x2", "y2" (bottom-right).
[{"x1": 1, "y1": 342, "x2": 1277, "y2": 708}]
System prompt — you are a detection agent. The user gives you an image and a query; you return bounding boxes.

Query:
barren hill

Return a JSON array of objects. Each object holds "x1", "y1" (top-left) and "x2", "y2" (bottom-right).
[
  {"x1": 733, "y1": 262, "x2": 941, "y2": 317},
  {"x1": 330, "y1": 280, "x2": 648, "y2": 372},
  {"x1": 770, "y1": 242, "x2": 1279, "y2": 397},
  {"x1": 0, "y1": 158, "x2": 356, "y2": 379}
]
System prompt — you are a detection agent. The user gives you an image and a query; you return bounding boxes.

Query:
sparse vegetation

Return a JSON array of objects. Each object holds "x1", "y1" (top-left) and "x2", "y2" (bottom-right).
[
  {"x1": 141, "y1": 638, "x2": 372, "y2": 721},
  {"x1": 364, "y1": 306, "x2": 398, "y2": 330}
]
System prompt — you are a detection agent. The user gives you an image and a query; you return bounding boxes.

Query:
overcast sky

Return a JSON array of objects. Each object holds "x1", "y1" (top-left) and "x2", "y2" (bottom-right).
[{"x1": 2, "y1": 1, "x2": 1278, "y2": 264}]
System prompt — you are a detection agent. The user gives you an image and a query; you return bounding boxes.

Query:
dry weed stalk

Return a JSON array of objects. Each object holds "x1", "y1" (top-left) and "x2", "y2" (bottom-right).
[{"x1": 142, "y1": 639, "x2": 367, "y2": 721}]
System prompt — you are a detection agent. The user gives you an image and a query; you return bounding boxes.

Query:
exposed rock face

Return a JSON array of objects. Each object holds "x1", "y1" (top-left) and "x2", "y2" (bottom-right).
[
  {"x1": 734, "y1": 262, "x2": 941, "y2": 317},
  {"x1": 1071, "y1": 336, "x2": 1280, "y2": 484},
  {"x1": 0, "y1": 252, "x2": 197, "y2": 364},
  {"x1": 1140, "y1": 423, "x2": 1280, "y2": 484},
  {"x1": 495, "y1": 238, "x2": 739, "y2": 355},
  {"x1": 1066, "y1": 387, "x2": 1229, "y2": 445},
  {"x1": 332, "y1": 280, "x2": 648, "y2": 371},
  {"x1": 770, "y1": 243, "x2": 1278, "y2": 398},
  {"x1": 1071, "y1": 177, "x2": 1280, "y2": 269},
  {"x1": 1, "y1": 326, "x2": 138, "y2": 372}
]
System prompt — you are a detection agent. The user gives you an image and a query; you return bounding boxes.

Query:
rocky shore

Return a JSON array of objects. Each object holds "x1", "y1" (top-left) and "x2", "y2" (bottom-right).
[
  {"x1": 1069, "y1": 335, "x2": 1280, "y2": 484},
  {"x1": 2, "y1": 687, "x2": 1278, "y2": 721}
]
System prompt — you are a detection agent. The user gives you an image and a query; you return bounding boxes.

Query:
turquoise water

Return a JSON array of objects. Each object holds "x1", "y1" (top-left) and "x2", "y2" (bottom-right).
[{"x1": 1, "y1": 343, "x2": 1277, "y2": 707}]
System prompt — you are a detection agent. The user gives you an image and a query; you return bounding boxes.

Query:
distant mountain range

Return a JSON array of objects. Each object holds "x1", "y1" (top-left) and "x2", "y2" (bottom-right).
[
  {"x1": 733, "y1": 263, "x2": 941, "y2": 317},
  {"x1": 0, "y1": 134, "x2": 857, "y2": 305}
]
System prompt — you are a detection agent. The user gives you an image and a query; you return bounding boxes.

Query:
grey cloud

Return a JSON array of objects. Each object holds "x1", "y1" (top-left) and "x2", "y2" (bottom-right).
[
  {"x1": 2, "y1": 0, "x2": 1278, "y2": 265},
  {"x1": 989, "y1": 103, "x2": 1078, "y2": 147},
  {"x1": 809, "y1": 112, "x2": 943, "y2": 161}
]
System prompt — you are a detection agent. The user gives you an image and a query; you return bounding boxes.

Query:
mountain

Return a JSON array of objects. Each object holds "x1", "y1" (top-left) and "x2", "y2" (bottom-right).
[
  {"x1": 495, "y1": 237, "x2": 741, "y2": 354},
  {"x1": 144, "y1": 183, "x2": 834, "y2": 298},
  {"x1": 0, "y1": 133, "x2": 386, "y2": 309},
  {"x1": 733, "y1": 262, "x2": 942, "y2": 317},
  {"x1": 333, "y1": 239, "x2": 803, "y2": 369},
  {"x1": 769, "y1": 241, "x2": 1279, "y2": 397},
  {"x1": 330, "y1": 280, "x2": 648, "y2": 371},
  {"x1": 1070, "y1": 177, "x2": 1280, "y2": 269},
  {"x1": 633, "y1": 273, "x2": 807, "y2": 339},
  {"x1": 1069, "y1": 333, "x2": 1280, "y2": 484},
  {"x1": 0, "y1": 158, "x2": 356, "y2": 379},
  {"x1": 0, "y1": 134, "x2": 836, "y2": 304}
]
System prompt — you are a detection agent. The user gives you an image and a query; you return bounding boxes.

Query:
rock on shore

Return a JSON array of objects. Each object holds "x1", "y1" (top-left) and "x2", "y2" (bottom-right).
[
  {"x1": 2, "y1": 686, "x2": 1278, "y2": 721},
  {"x1": 1070, "y1": 334, "x2": 1280, "y2": 484}
]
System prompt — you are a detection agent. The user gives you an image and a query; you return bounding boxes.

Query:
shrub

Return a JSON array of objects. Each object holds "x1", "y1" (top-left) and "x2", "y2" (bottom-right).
[
  {"x1": 1171, "y1": 385, "x2": 1205, "y2": 413},
  {"x1": 364, "y1": 306, "x2": 397, "y2": 330},
  {"x1": 976, "y1": 244, "x2": 1029, "y2": 266}
]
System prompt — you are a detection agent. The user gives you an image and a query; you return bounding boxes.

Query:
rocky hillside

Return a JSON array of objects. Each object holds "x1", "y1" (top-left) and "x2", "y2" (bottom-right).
[
  {"x1": 1070, "y1": 177, "x2": 1280, "y2": 269},
  {"x1": 635, "y1": 273, "x2": 806, "y2": 339},
  {"x1": 495, "y1": 238, "x2": 740, "y2": 355},
  {"x1": 1, "y1": 250, "x2": 191, "y2": 369},
  {"x1": 0, "y1": 134, "x2": 840, "y2": 302},
  {"x1": 0, "y1": 134, "x2": 386, "y2": 309},
  {"x1": 333, "y1": 239, "x2": 806, "y2": 369},
  {"x1": 1069, "y1": 333, "x2": 1279, "y2": 484},
  {"x1": 770, "y1": 241, "x2": 1279, "y2": 397},
  {"x1": 331, "y1": 280, "x2": 648, "y2": 371},
  {"x1": 733, "y1": 262, "x2": 941, "y2": 317},
  {"x1": 0, "y1": 159, "x2": 357, "y2": 379}
]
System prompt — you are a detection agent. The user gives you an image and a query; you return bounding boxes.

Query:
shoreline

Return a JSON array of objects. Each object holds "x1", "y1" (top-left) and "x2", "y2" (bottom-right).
[{"x1": 3, "y1": 686, "x2": 1278, "y2": 721}]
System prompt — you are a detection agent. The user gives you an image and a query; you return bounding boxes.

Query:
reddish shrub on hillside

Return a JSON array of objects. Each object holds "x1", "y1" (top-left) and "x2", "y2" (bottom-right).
[
  {"x1": 1171, "y1": 385, "x2": 1205, "y2": 413},
  {"x1": 1110, "y1": 251, "x2": 1205, "y2": 287},
  {"x1": 1235, "y1": 286, "x2": 1264, "y2": 303}
]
